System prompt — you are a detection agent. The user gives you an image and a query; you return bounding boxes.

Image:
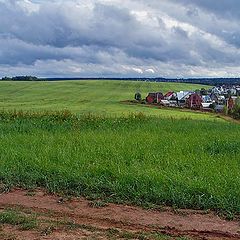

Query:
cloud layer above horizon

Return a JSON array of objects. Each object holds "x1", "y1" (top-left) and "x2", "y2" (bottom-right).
[{"x1": 1, "y1": 0, "x2": 240, "y2": 78}]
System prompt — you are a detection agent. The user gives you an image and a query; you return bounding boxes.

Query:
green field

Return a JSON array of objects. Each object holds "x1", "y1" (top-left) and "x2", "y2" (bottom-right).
[
  {"x1": 0, "y1": 80, "x2": 239, "y2": 214},
  {"x1": 0, "y1": 80, "x2": 217, "y2": 120}
]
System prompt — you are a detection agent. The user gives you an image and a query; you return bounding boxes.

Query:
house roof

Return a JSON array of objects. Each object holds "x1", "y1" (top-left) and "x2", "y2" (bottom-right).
[
  {"x1": 202, "y1": 95, "x2": 212, "y2": 102},
  {"x1": 218, "y1": 95, "x2": 225, "y2": 100},
  {"x1": 164, "y1": 91, "x2": 174, "y2": 97},
  {"x1": 176, "y1": 91, "x2": 192, "y2": 100}
]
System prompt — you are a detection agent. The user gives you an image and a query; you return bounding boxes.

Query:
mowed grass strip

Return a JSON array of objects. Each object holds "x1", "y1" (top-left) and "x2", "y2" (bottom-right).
[{"x1": 0, "y1": 111, "x2": 239, "y2": 214}]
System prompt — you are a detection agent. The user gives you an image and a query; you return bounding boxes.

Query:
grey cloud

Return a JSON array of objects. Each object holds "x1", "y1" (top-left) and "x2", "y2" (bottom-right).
[
  {"x1": 1, "y1": 0, "x2": 240, "y2": 78},
  {"x1": 174, "y1": 0, "x2": 240, "y2": 19}
]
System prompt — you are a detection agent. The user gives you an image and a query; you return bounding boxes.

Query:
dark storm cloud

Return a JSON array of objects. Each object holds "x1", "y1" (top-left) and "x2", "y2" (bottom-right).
[
  {"x1": 169, "y1": 0, "x2": 240, "y2": 48},
  {"x1": 0, "y1": 1, "x2": 193, "y2": 64},
  {"x1": 0, "y1": 0, "x2": 240, "y2": 77}
]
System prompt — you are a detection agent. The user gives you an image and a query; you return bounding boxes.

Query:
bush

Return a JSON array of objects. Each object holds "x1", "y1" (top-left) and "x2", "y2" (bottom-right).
[
  {"x1": 134, "y1": 92, "x2": 142, "y2": 101},
  {"x1": 209, "y1": 102, "x2": 216, "y2": 110},
  {"x1": 223, "y1": 106, "x2": 228, "y2": 115},
  {"x1": 229, "y1": 105, "x2": 240, "y2": 119}
]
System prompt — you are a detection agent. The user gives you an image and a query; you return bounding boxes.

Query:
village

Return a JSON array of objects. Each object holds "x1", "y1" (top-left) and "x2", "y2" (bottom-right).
[{"x1": 134, "y1": 85, "x2": 240, "y2": 113}]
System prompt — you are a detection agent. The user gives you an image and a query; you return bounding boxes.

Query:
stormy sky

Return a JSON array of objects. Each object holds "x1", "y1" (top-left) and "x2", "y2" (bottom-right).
[{"x1": 1, "y1": 0, "x2": 240, "y2": 78}]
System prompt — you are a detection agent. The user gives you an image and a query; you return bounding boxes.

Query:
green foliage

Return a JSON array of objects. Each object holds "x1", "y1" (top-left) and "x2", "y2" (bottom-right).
[
  {"x1": 200, "y1": 88, "x2": 207, "y2": 95},
  {"x1": 0, "y1": 111, "x2": 239, "y2": 214},
  {"x1": 1, "y1": 76, "x2": 38, "y2": 81},
  {"x1": 228, "y1": 97, "x2": 240, "y2": 119},
  {"x1": 209, "y1": 102, "x2": 216, "y2": 109},
  {"x1": 195, "y1": 89, "x2": 200, "y2": 94},
  {"x1": 229, "y1": 104, "x2": 240, "y2": 119},
  {"x1": 223, "y1": 105, "x2": 228, "y2": 115},
  {"x1": 135, "y1": 92, "x2": 142, "y2": 101}
]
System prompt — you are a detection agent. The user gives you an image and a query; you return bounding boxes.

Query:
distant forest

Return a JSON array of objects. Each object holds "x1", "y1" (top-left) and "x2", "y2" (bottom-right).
[
  {"x1": 2, "y1": 76, "x2": 39, "y2": 81},
  {"x1": 1, "y1": 76, "x2": 240, "y2": 86}
]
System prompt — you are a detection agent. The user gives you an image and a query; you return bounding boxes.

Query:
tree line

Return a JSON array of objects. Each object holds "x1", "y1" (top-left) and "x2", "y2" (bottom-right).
[{"x1": 1, "y1": 76, "x2": 39, "y2": 81}]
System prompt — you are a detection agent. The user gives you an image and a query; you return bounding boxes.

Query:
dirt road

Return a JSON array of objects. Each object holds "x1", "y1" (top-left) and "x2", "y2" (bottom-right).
[{"x1": 1, "y1": 189, "x2": 240, "y2": 239}]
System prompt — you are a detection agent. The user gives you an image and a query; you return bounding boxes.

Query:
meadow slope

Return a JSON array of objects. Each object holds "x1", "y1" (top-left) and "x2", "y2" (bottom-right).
[
  {"x1": 0, "y1": 80, "x2": 216, "y2": 120},
  {"x1": 0, "y1": 111, "x2": 239, "y2": 214},
  {"x1": 0, "y1": 80, "x2": 239, "y2": 215}
]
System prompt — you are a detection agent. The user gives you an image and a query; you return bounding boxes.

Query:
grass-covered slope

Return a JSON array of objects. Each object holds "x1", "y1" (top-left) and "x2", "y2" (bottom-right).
[
  {"x1": 0, "y1": 112, "x2": 239, "y2": 214},
  {"x1": 0, "y1": 80, "x2": 215, "y2": 120},
  {"x1": 0, "y1": 80, "x2": 239, "y2": 214}
]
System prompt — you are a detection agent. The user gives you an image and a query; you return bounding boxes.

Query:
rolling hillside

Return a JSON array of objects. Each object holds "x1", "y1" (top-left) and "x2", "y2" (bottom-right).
[
  {"x1": 0, "y1": 80, "x2": 216, "y2": 120},
  {"x1": 1, "y1": 80, "x2": 240, "y2": 216}
]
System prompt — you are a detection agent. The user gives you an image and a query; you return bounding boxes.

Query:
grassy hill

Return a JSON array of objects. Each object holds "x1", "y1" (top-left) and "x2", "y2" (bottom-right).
[
  {"x1": 0, "y1": 80, "x2": 216, "y2": 120},
  {"x1": 1, "y1": 80, "x2": 240, "y2": 214}
]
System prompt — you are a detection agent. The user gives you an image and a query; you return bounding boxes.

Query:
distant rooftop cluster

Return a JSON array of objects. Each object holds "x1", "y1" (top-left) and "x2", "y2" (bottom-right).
[{"x1": 135, "y1": 85, "x2": 240, "y2": 114}]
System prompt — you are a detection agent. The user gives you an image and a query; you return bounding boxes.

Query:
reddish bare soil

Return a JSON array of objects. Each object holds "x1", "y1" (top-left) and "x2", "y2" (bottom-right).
[{"x1": 1, "y1": 189, "x2": 240, "y2": 240}]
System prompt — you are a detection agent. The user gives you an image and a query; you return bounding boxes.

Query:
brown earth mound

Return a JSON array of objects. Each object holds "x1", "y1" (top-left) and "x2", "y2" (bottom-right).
[{"x1": 1, "y1": 188, "x2": 240, "y2": 240}]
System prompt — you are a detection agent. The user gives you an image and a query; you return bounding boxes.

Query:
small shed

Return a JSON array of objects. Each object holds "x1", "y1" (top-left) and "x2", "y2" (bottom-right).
[
  {"x1": 186, "y1": 93, "x2": 202, "y2": 109},
  {"x1": 146, "y1": 92, "x2": 164, "y2": 104},
  {"x1": 146, "y1": 93, "x2": 155, "y2": 104}
]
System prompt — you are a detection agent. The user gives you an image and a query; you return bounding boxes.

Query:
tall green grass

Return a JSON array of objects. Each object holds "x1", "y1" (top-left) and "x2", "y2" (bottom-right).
[{"x1": 0, "y1": 111, "x2": 239, "y2": 214}]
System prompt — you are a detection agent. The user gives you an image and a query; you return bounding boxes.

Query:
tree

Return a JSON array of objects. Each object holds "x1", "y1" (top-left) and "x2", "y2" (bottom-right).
[
  {"x1": 1, "y1": 76, "x2": 38, "y2": 81},
  {"x1": 134, "y1": 92, "x2": 142, "y2": 101},
  {"x1": 195, "y1": 89, "x2": 200, "y2": 94},
  {"x1": 1, "y1": 76, "x2": 11, "y2": 81},
  {"x1": 200, "y1": 88, "x2": 207, "y2": 95},
  {"x1": 229, "y1": 97, "x2": 240, "y2": 119}
]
